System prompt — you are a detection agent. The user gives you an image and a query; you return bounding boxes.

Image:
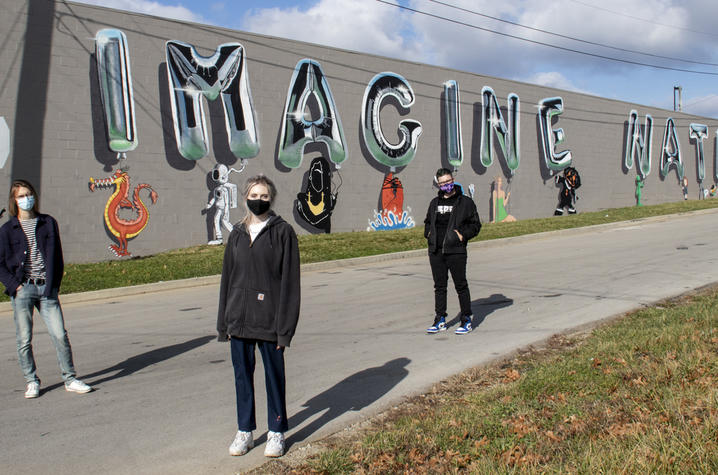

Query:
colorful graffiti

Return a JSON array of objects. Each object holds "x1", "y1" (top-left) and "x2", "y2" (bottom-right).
[
  {"x1": 278, "y1": 59, "x2": 347, "y2": 169},
  {"x1": 165, "y1": 40, "x2": 259, "y2": 162},
  {"x1": 88, "y1": 170, "x2": 158, "y2": 257},
  {"x1": 206, "y1": 164, "x2": 240, "y2": 245},
  {"x1": 296, "y1": 156, "x2": 337, "y2": 233},
  {"x1": 367, "y1": 173, "x2": 414, "y2": 231},
  {"x1": 660, "y1": 117, "x2": 683, "y2": 180},
  {"x1": 624, "y1": 110, "x2": 653, "y2": 179},
  {"x1": 443, "y1": 80, "x2": 463, "y2": 170},
  {"x1": 362, "y1": 72, "x2": 423, "y2": 171},
  {"x1": 689, "y1": 123, "x2": 708, "y2": 188},
  {"x1": 480, "y1": 87, "x2": 520, "y2": 174},
  {"x1": 554, "y1": 167, "x2": 581, "y2": 215},
  {"x1": 95, "y1": 29, "x2": 138, "y2": 157},
  {"x1": 538, "y1": 97, "x2": 572, "y2": 173},
  {"x1": 491, "y1": 176, "x2": 515, "y2": 222}
]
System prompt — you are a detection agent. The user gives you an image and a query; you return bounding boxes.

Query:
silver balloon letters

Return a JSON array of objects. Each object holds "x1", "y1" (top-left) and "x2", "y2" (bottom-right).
[
  {"x1": 443, "y1": 80, "x2": 463, "y2": 169},
  {"x1": 278, "y1": 59, "x2": 347, "y2": 169},
  {"x1": 660, "y1": 117, "x2": 683, "y2": 179},
  {"x1": 165, "y1": 41, "x2": 259, "y2": 161},
  {"x1": 689, "y1": 123, "x2": 708, "y2": 182},
  {"x1": 480, "y1": 87, "x2": 519, "y2": 173},
  {"x1": 624, "y1": 110, "x2": 653, "y2": 179},
  {"x1": 361, "y1": 72, "x2": 422, "y2": 171},
  {"x1": 95, "y1": 29, "x2": 137, "y2": 153},
  {"x1": 538, "y1": 97, "x2": 572, "y2": 172}
]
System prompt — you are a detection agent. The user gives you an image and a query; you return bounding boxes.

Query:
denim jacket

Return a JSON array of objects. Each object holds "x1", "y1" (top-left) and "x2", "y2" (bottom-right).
[{"x1": 0, "y1": 214, "x2": 64, "y2": 297}]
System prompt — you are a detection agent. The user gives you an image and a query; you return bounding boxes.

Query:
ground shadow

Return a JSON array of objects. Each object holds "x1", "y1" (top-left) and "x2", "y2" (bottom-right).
[
  {"x1": 446, "y1": 293, "x2": 513, "y2": 329},
  {"x1": 40, "y1": 335, "x2": 215, "y2": 393},
  {"x1": 285, "y1": 357, "x2": 410, "y2": 447}
]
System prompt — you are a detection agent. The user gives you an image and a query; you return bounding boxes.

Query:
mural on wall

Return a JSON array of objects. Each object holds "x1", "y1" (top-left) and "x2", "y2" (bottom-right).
[
  {"x1": 93, "y1": 29, "x2": 157, "y2": 258},
  {"x1": 206, "y1": 164, "x2": 239, "y2": 245},
  {"x1": 89, "y1": 170, "x2": 158, "y2": 257},
  {"x1": 362, "y1": 72, "x2": 423, "y2": 171},
  {"x1": 689, "y1": 123, "x2": 708, "y2": 197},
  {"x1": 624, "y1": 110, "x2": 653, "y2": 179},
  {"x1": 480, "y1": 87, "x2": 520, "y2": 174},
  {"x1": 367, "y1": 172, "x2": 415, "y2": 231},
  {"x1": 635, "y1": 175, "x2": 644, "y2": 206},
  {"x1": 443, "y1": 80, "x2": 463, "y2": 170},
  {"x1": 362, "y1": 72, "x2": 420, "y2": 231},
  {"x1": 165, "y1": 40, "x2": 259, "y2": 162},
  {"x1": 660, "y1": 117, "x2": 683, "y2": 181},
  {"x1": 278, "y1": 59, "x2": 347, "y2": 169},
  {"x1": 554, "y1": 166, "x2": 581, "y2": 215},
  {"x1": 491, "y1": 176, "x2": 515, "y2": 222},
  {"x1": 538, "y1": 97, "x2": 572, "y2": 173},
  {"x1": 296, "y1": 156, "x2": 337, "y2": 233},
  {"x1": 0, "y1": 116, "x2": 8, "y2": 169},
  {"x1": 95, "y1": 29, "x2": 137, "y2": 167}
]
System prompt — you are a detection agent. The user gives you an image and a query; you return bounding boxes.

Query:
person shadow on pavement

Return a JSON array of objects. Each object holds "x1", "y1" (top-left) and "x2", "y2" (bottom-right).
[
  {"x1": 41, "y1": 335, "x2": 215, "y2": 392},
  {"x1": 285, "y1": 357, "x2": 410, "y2": 448},
  {"x1": 446, "y1": 293, "x2": 513, "y2": 329}
]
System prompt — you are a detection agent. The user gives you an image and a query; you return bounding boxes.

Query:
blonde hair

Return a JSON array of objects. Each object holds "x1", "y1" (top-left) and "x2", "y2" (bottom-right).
[{"x1": 240, "y1": 174, "x2": 277, "y2": 227}]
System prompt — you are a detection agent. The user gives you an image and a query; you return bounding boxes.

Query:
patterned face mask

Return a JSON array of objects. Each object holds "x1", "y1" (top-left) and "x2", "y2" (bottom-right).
[
  {"x1": 439, "y1": 182, "x2": 454, "y2": 193},
  {"x1": 17, "y1": 195, "x2": 35, "y2": 211}
]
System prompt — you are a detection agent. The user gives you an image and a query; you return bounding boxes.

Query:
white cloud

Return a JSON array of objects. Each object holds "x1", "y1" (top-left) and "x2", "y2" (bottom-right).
[
  {"x1": 241, "y1": 0, "x2": 422, "y2": 61},
  {"x1": 72, "y1": 0, "x2": 205, "y2": 23}
]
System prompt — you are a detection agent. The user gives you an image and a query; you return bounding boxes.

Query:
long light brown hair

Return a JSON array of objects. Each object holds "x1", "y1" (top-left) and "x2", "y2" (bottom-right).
[{"x1": 8, "y1": 179, "x2": 39, "y2": 217}]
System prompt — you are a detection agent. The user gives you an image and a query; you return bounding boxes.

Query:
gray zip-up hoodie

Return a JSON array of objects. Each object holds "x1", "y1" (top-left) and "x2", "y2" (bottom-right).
[{"x1": 216, "y1": 213, "x2": 300, "y2": 347}]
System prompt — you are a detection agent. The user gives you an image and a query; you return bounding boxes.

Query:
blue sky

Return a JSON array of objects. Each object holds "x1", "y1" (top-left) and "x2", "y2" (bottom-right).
[{"x1": 74, "y1": 0, "x2": 718, "y2": 118}]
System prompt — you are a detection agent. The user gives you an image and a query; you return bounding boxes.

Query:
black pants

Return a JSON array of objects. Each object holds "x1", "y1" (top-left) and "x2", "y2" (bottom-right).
[
  {"x1": 230, "y1": 338, "x2": 288, "y2": 433},
  {"x1": 429, "y1": 251, "x2": 472, "y2": 324}
]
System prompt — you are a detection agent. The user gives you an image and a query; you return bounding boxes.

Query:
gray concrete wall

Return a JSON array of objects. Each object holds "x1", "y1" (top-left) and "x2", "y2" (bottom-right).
[{"x1": 1, "y1": 0, "x2": 717, "y2": 262}]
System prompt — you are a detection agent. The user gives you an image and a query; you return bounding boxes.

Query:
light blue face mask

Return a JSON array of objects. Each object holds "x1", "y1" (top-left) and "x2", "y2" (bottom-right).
[{"x1": 17, "y1": 195, "x2": 35, "y2": 211}]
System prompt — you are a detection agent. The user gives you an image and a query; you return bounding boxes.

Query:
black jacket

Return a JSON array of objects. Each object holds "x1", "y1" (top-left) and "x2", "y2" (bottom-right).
[
  {"x1": 424, "y1": 192, "x2": 481, "y2": 254},
  {"x1": 216, "y1": 214, "x2": 301, "y2": 347},
  {"x1": 0, "y1": 214, "x2": 64, "y2": 297}
]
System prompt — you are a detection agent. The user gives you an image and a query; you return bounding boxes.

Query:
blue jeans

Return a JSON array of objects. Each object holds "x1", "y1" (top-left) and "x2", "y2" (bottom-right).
[
  {"x1": 230, "y1": 338, "x2": 288, "y2": 433},
  {"x1": 11, "y1": 283, "x2": 76, "y2": 384}
]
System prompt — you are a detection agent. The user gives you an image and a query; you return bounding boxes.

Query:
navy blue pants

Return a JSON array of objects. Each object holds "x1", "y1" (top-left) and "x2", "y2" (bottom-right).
[
  {"x1": 429, "y1": 251, "x2": 472, "y2": 324},
  {"x1": 230, "y1": 338, "x2": 288, "y2": 433}
]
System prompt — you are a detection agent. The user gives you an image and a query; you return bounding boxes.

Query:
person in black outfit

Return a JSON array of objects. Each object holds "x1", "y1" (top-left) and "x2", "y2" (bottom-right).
[
  {"x1": 424, "y1": 168, "x2": 481, "y2": 335},
  {"x1": 217, "y1": 174, "x2": 301, "y2": 458}
]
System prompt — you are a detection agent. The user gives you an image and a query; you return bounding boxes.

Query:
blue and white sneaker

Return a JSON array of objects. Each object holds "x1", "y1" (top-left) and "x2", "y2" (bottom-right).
[
  {"x1": 426, "y1": 316, "x2": 447, "y2": 334},
  {"x1": 455, "y1": 321, "x2": 473, "y2": 335}
]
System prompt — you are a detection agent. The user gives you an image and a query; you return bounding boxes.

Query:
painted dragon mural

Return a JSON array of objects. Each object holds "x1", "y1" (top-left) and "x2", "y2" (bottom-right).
[{"x1": 89, "y1": 169, "x2": 158, "y2": 257}]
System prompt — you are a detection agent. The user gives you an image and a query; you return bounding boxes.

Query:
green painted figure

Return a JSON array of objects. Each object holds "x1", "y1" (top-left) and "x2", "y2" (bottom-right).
[{"x1": 635, "y1": 175, "x2": 644, "y2": 206}]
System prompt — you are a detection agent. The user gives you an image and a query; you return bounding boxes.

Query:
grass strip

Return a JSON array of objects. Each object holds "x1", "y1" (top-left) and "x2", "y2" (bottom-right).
[
  {"x1": 286, "y1": 285, "x2": 718, "y2": 474},
  {"x1": 3, "y1": 199, "x2": 716, "y2": 303}
]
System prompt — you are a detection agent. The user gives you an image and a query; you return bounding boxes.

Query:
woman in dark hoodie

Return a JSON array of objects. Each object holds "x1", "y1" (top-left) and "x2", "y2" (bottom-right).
[{"x1": 217, "y1": 174, "x2": 300, "y2": 458}]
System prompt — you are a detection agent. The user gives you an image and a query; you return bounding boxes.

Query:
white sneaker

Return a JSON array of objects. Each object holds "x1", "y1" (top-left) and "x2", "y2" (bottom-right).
[
  {"x1": 264, "y1": 431, "x2": 285, "y2": 457},
  {"x1": 65, "y1": 379, "x2": 92, "y2": 394},
  {"x1": 229, "y1": 430, "x2": 253, "y2": 456},
  {"x1": 24, "y1": 381, "x2": 40, "y2": 398}
]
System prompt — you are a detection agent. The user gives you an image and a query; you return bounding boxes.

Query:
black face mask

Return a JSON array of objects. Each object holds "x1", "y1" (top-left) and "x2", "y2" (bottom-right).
[{"x1": 247, "y1": 199, "x2": 271, "y2": 216}]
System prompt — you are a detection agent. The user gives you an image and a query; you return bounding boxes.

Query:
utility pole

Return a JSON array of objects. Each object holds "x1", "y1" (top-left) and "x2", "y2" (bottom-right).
[{"x1": 673, "y1": 86, "x2": 682, "y2": 112}]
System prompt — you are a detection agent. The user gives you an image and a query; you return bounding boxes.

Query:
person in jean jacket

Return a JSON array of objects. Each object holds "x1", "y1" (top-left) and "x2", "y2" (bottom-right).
[
  {"x1": 424, "y1": 168, "x2": 481, "y2": 335},
  {"x1": 217, "y1": 174, "x2": 300, "y2": 458},
  {"x1": 0, "y1": 179, "x2": 91, "y2": 398}
]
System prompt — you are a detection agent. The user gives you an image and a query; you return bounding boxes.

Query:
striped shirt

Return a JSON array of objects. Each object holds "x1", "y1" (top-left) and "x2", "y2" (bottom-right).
[{"x1": 19, "y1": 218, "x2": 46, "y2": 280}]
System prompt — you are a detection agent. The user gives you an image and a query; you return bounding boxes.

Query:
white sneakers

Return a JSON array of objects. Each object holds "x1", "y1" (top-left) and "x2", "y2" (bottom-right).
[
  {"x1": 24, "y1": 381, "x2": 40, "y2": 398},
  {"x1": 264, "y1": 431, "x2": 285, "y2": 458},
  {"x1": 229, "y1": 430, "x2": 285, "y2": 457},
  {"x1": 229, "y1": 430, "x2": 254, "y2": 456},
  {"x1": 65, "y1": 379, "x2": 92, "y2": 394}
]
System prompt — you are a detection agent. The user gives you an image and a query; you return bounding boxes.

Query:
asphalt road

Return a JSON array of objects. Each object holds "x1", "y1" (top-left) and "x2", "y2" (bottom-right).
[{"x1": 2, "y1": 209, "x2": 717, "y2": 474}]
